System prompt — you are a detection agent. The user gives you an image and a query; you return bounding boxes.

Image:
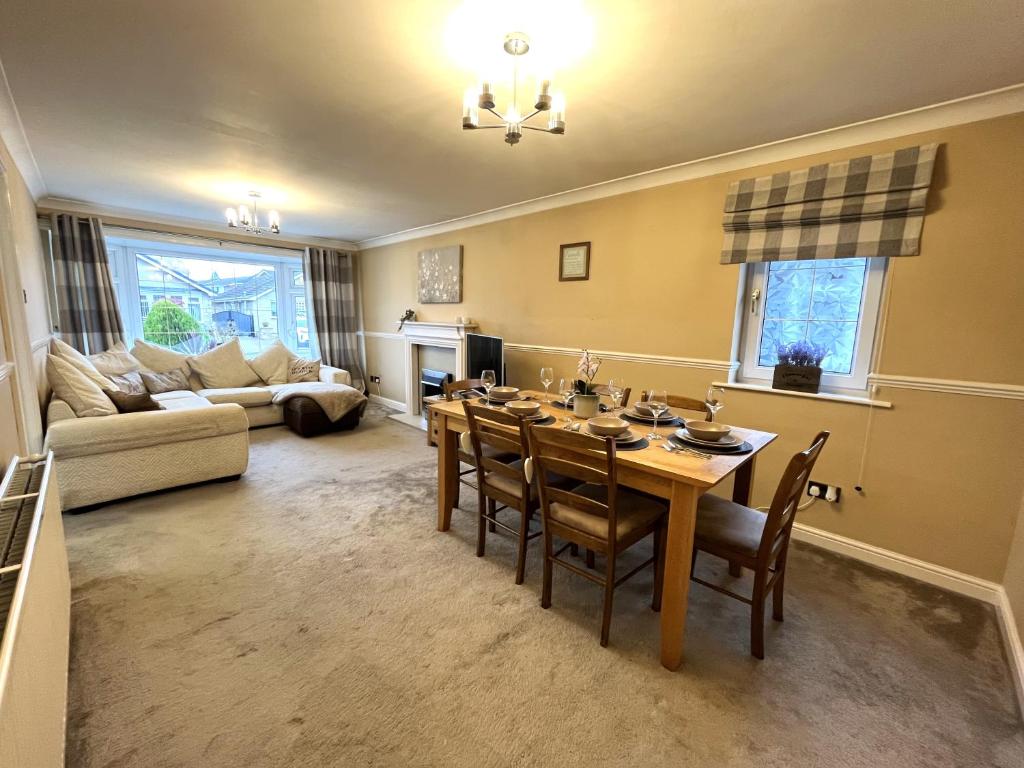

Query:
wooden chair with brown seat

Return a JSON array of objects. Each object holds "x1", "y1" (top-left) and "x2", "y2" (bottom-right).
[
  {"x1": 463, "y1": 401, "x2": 576, "y2": 585},
  {"x1": 591, "y1": 384, "x2": 632, "y2": 409},
  {"x1": 445, "y1": 378, "x2": 517, "y2": 508},
  {"x1": 690, "y1": 431, "x2": 830, "y2": 658},
  {"x1": 639, "y1": 390, "x2": 712, "y2": 419},
  {"x1": 526, "y1": 425, "x2": 669, "y2": 647}
]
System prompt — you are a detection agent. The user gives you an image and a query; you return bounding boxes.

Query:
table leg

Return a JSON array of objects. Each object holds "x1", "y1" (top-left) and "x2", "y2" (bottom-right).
[
  {"x1": 660, "y1": 481, "x2": 700, "y2": 670},
  {"x1": 437, "y1": 414, "x2": 458, "y2": 532},
  {"x1": 729, "y1": 457, "x2": 756, "y2": 576}
]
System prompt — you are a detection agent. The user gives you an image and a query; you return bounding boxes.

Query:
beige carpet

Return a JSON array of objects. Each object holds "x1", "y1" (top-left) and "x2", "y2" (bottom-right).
[{"x1": 63, "y1": 404, "x2": 1023, "y2": 767}]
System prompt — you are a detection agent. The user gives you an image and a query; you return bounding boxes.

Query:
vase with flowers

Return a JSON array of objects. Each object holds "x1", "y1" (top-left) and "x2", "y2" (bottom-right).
[
  {"x1": 772, "y1": 340, "x2": 826, "y2": 393},
  {"x1": 572, "y1": 349, "x2": 603, "y2": 418}
]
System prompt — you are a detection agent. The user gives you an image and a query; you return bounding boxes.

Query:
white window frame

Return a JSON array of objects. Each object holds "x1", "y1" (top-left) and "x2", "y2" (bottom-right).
[{"x1": 736, "y1": 257, "x2": 887, "y2": 394}]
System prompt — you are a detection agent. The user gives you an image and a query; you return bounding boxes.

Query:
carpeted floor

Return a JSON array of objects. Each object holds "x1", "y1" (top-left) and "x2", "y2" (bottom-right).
[{"x1": 63, "y1": 404, "x2": 1024, "y2": 767}]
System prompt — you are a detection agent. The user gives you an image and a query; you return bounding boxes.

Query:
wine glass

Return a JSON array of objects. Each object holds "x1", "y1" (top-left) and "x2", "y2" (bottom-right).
[
  {"x1": 558, "y1": 377, "x2": 575, "y2": 424},
  {"x1": 607, "y1": 378, "x2": 625, "y2": 413},
  {"x1": 644, "y1": 389, "x2": 669, "y2": 441},
  {"x1": 705, "y1": 385, "x2": 725, "y2": 423},
  {"x1": 540, "y1": 367, "x2": 554, "y2": 402},
  {"x1": 480, "y1": 369, "x2": 496, "y2": 403}
]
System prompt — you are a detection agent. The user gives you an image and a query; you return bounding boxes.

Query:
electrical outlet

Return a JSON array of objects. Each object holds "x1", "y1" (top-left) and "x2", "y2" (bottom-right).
[
  {"x1": 807, "y1": 481, "x2": 841, "y2": 502},
  {"x1": 370, "y1": 375, "x2": 381, "y2": 383}
]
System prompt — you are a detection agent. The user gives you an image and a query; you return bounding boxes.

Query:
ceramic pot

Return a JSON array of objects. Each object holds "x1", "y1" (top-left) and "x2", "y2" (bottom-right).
[{"x1": 573, "y1": 393, "x2": 600, "y2": 419}]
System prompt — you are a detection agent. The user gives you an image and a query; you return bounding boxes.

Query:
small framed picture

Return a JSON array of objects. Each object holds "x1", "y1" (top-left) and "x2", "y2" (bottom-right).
[{"x1": 559, "y1": 242, "x2": 591, "y2": 281}]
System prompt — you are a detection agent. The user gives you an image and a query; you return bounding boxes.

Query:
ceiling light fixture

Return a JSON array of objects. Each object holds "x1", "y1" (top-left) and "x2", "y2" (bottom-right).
[
  {"x1": 462, "y1": 32, "x2": 565, "y2": 146},
  {"x1": 225, "y1": 191, "x2": 280, "y2": 235}
]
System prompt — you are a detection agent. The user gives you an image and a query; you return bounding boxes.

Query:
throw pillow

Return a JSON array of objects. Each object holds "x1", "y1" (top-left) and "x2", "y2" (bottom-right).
[
  {"x1": 46, "y1": 354, "x2": 117, "y2": 417},
  {"x1": 248, "y1": 339, "x2": 292, "y2": 385},
  {"x1": 188, "y1": 337, "x2": 259, "y2": 389},
  {"x1": 50, "y1": 337, "x2": 113, "y2": 390},
  {"x1": 130, "y1": 338, "x2": 204, "y2": 390},
  {"x1": 104, "y1": 389, "x2": 162, "y2": 413},
  {"x1": 288, "y1": 357, "x2": 321, "y2": 383},
  {"x1": 107, "y1": 370, "x2": 147, "y2": 394},
  {"x1": 140, "y1": 369, "x2": 192, "y2": 394},
  {"x1": 88, "y1": 341, "x2": 143, "y2": 377}
]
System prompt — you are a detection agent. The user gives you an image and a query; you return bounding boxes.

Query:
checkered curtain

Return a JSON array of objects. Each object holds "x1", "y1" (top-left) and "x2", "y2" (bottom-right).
[
  {"x1": 303, "y1": 247, "x2": 365, "y2": 392},
  {"x1": 49, "y1": 213, "x2": 125, "y2": 354},
  {"x1": 721, "y1": 143, "x2": 939, "y2": 264}
]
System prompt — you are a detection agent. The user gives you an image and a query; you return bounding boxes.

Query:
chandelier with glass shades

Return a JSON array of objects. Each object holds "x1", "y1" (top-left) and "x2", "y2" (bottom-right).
[
  {"x1": 462, "y1": 32, "x2": 566, "y2": 146},
  {"x1": 225, "y1": 191, "x2": 280, "y2": 235}
]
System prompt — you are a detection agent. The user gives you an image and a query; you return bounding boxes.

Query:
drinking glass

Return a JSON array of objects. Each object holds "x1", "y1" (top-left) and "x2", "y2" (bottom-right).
[
  {"x1": 540, "y1": 367, "x2": 554, "y2": 402},
  {"x1": 481, "y1": 369, "x2": 496, "y2": 403},
  {"x1": 705, "y1": 385, "x2": 725, "y2": 422},
  {"x1": 607, "y1": 378, "x2": 625, "y2": 413},
  {"x1": 644, "y1": 389, "x2": 669, "y2": 441},
  {"x1": 558, "y1": 377, "x2": 575, "y2": 424}
]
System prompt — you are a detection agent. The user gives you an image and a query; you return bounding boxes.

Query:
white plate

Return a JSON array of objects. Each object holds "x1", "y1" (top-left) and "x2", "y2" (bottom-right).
[{"x1": 674, "y1": 429, "x2": 743, "y2": 448}]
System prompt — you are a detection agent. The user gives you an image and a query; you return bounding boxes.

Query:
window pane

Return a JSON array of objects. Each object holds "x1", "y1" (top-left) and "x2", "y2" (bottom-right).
[{"x1": 758, "y1": 258, "x2": 869, "y2": 375}]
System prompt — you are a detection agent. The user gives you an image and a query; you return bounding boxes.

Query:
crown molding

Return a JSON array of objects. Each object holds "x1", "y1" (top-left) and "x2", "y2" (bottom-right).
[
  {"x1": 0, "y1": 54, "x2": 46, "y2": 198},
  {"x1": 358, "y1": 84, "x2": 1024, "y2": 250},
  {"x1": 37, "y1": 196, "x2": 359, "y2": 252}
]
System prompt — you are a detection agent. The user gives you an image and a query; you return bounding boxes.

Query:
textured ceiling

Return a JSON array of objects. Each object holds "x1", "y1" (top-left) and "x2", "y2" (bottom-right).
[{"x1": 1, "y1": 0, "x2": 1022, "y2": 242}]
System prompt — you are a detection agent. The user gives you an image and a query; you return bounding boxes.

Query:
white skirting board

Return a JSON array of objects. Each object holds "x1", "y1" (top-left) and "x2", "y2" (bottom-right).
[
  {"x1": 792, "y1": 522, "x2": 1024, "y2": 711},
  {"x1": 369, "y1": 394, "x2": 406, "y2": 412}
]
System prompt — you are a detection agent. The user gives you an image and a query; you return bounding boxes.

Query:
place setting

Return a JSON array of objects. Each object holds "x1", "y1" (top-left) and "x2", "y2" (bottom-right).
[
  {"x1": 477, "y1": 372, "x2": 558, "y2": 425},
  {"x1": 579, "y1": 415, "x2": 649, "y2": 451}
]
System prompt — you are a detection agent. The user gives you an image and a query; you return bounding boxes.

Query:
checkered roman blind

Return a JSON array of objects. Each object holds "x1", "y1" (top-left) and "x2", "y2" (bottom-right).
[{"x1": 720, "y1": 143, "x2": 939, "y2": 264}]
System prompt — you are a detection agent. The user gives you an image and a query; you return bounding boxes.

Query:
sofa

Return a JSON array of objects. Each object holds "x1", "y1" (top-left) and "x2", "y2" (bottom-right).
[{"x1": 43, "y1": 337, "x2": 362, "y2": 510}]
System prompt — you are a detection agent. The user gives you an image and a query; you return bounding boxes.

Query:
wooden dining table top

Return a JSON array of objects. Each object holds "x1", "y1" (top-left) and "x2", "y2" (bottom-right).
[{"x1": 428, "y1": 390, "x2": 778, "y2": 490}]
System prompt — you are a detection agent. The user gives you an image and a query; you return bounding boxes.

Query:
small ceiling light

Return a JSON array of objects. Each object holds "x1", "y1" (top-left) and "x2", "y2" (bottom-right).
[{"x1": 225, "y1": 191, "x2": 280, "y2": 235}]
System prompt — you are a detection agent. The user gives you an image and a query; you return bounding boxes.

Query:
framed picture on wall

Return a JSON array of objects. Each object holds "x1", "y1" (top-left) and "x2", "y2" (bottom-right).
[{"x1": 559, "y1": 242, "x2": 591, "y2": 281}]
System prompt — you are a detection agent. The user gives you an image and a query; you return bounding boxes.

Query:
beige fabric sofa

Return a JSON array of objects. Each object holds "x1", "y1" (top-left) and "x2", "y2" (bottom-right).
[{"x1": 44, "y1": 362, "x2": 353, "y2": 509}]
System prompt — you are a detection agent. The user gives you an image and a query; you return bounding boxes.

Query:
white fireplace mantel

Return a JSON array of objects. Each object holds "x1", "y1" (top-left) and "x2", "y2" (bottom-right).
[{"x1": 400, "y1": 321, "x2": 478, "y2": 416}]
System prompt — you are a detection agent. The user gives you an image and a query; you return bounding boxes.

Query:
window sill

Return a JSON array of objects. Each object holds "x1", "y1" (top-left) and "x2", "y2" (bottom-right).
[{"x1": 711, "y1": 381, "x2": 893, "y2": 409}]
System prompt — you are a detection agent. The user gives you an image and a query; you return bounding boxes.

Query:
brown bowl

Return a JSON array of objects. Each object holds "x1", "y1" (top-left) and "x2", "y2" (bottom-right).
[
  {"x1": 505, "y1": 400, "x2": 541, "y2": 417},
  {"x1": 587, "y1": 415, "x2": 630, "y2": 437},
  {"x1": 684, "y1": 420, "x2": 732, "y2": 441},
  {"x1": 488, "y1": 386, "x2": 520, "y2": 401}
]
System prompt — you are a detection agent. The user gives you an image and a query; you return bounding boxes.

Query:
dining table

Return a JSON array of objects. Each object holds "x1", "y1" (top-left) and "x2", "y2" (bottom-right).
[{"x1": 428, "y1": 389, "x2": 778, "y2": 670}]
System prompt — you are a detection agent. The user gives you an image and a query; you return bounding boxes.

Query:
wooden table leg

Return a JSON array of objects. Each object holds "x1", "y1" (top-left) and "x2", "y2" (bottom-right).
[
  {"x1": 660, "y1": 481, "x2": 700, "y2": 670},
  {"x1": 437, "y1": 413, "x2": 458, "y2": 532},
  {"x1": 729, "y1": 457, "x2": 756, "y2": 576}
]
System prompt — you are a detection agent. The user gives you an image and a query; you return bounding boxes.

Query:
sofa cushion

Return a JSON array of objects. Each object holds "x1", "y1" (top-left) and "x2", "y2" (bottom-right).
[
  {"x1": 50, "y1": 337, "x2": 113, "y2": 390},
  {"x1": 88, "y1": 341, "x2": 143, "y2": 377},
  {"x1": 131, "y1": 338, "x2": 205, "y2": 390},
  {"x1": 105, "y1": 389, "x2": 163, "y2": 413},
  {"x1": 155, "y1": 393, "x2": 214, "y2": 411},
  {"x1": 248, "y1": 340, "x2": 292, "y2": 385},
  {"x1": 107, "y1": 370, "x2": 147, "y2": 394},
  {"x1": 189, "y1": 338, "x2": 260, "y2": 389},
  {"x1": 197, "y1": 387, "x2": 274, "y2": 407},
  {"x1": 289, "y1": 357, "x2": 321, "y2": 383},
  {"x1": 46, "y1": 354, "x2": 117, "y2": 417},
  {"x1": 141, "y1": 369, "x2": 192, "y2": 394}
]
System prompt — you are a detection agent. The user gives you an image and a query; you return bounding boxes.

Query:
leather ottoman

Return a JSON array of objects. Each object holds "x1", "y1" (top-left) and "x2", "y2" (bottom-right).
[{"x1": 283, "y1": 396, "x2": 366, "y2": 437}]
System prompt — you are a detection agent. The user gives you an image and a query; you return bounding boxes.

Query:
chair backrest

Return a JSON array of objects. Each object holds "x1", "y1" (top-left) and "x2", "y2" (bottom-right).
[
  {"x1": 526, "y1": 425, "x2": 619, "y2": 543},
  {"x1": 759, "y1": 431, "x2": 830, "y2": 564},
  {"x1": 640, "y1": 390, "x2": 712, "y2": 419},
  {"x1": 462, "y1": 401, "x2": 529, "y2": 497},
  {"x1": 591, "y1": 384, "x2": 632, "y2": 408},
  {"x1": 444, "y1": 378, "x2": 484, "y2": 402}
]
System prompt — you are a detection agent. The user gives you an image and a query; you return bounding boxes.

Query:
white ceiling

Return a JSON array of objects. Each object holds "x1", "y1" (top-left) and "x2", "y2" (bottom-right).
[{"x1": 1, "y1": 0, "x2": 1022, "y2": 243}]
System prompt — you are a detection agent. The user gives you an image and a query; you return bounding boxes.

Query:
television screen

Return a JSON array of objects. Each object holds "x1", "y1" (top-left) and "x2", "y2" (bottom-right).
[{"x1": 466, "y1": 333, "x2": 504, "y2": 385}]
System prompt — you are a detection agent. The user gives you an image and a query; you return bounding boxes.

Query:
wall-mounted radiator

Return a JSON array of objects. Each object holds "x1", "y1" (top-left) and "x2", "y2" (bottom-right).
[{"x1": 0, "y1": 453, "x2": 70, "y2": 768}]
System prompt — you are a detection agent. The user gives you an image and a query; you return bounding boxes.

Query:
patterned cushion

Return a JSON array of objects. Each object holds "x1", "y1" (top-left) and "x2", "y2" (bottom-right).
[
  {"x1": 107, "y1": 371, "x2": 146, "y2": 394},
  {"x1": 188, "y1": 338, "x2": 260, "y2": 389},
  {"x1": 46, "y1": 354, "x2": 117, "y2": 417},
  {"x1": 141, "y1": 369, "x2": 192, "y2": 394},
  {"x1": 288, "y1": 357, "x2": 321, "y2": 383},
  {"x1": 131, "y1": 338, "x2": 205, "y2": 390}
]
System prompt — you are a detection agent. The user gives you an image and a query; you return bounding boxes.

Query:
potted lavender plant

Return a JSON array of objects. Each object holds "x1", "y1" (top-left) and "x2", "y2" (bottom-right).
[
  {"x1": 772, "y1": 341, "x2": 826, "y2": 394},
  {"x1": 573, "y1": 349, "x2": 603, "y2": 418}
]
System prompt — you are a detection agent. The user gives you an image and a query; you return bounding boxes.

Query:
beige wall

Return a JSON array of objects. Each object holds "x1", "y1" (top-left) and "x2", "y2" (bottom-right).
[
  {"x1": 0, "y1": 131, "x2": 50, "y2": 453},
  {"x1": 359, "y1": 113, "x2": 1024, "y2": 582},
  {"x1": 1005, "y1": 494, "x2": 1024, "y2": 642}
]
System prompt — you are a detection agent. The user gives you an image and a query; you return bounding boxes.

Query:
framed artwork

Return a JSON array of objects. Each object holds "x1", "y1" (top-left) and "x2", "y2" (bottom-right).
[
  {"x1": 418, "y1": 245, "x2": 463, "y2": 303},
  {"x1": 559, "y1": 242, "x2": 590, "y2": 281}
]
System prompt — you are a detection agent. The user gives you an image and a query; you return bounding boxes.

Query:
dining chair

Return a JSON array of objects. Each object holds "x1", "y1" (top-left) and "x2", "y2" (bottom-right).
[
  {"x1": 592, "y1": 384, "x2": 632, "y2": 408},
  {"x1": 463, "y1": 402, "x2": 575, "y2": 585},
  {"x1": 445, "y1": 378, "x2": 517, "y2": 508},
  {"x1": 526, "y1": 424, "x2": 669, "y2": 647},
  {"x1": 639, "y1": 390, "x2": 712, "y2": 419},
  {"x1": 690, "y1": 431, "x2": 830, "y2": 658}
]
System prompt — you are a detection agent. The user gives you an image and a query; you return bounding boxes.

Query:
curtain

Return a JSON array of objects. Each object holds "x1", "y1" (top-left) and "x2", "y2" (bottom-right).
[
  {"x1": 303, "y1": 247, "x2": 365, "y2": 391},
  {"x1": 720, "y1": 143, "x2": 938, "y2": 264},
  {"x1": 49, "y1": 213, "x2": 125, "y2": 353}
]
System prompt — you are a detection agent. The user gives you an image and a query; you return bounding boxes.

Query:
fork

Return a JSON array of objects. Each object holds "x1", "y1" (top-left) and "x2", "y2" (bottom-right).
[{"x1": 662, "y1": 441, "x2": 713, "y2": 460}]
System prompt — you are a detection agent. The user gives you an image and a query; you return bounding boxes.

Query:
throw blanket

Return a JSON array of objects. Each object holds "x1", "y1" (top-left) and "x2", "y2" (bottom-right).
[{"x1": 271, "y1": 382, "x2": 367, "y2": 422}]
